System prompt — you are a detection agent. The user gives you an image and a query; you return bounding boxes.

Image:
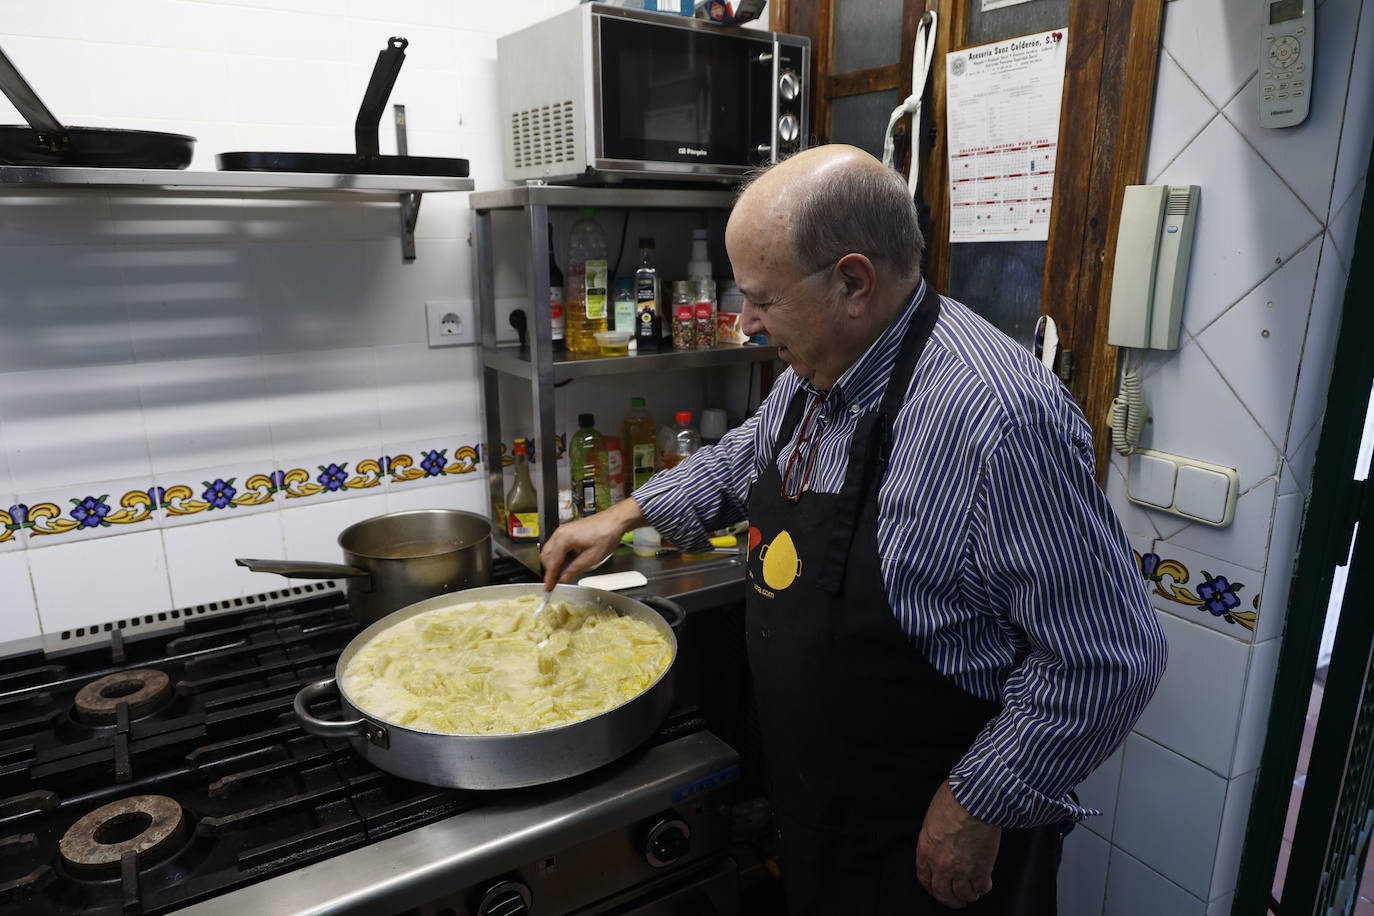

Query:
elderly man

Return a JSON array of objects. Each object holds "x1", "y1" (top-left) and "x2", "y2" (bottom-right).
[{"x1": 541, "y1": 144, "x2": 1165, "y2": 914}]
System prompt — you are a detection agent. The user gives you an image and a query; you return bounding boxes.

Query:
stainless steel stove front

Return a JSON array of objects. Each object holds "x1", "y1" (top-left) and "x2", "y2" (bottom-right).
[{"x1": 178, "y1": 731, "x2": 740, "y2": 916}]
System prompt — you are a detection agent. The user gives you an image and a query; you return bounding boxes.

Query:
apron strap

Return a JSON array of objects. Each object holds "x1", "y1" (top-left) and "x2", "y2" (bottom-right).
[{"x1": 818, "y1": 283, "x2": 942, "y2": 594}]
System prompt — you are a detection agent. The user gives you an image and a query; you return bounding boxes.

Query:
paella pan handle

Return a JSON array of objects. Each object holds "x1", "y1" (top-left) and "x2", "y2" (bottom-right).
[
  {"x1": 293, "y1": 677, "x2": 390, "y2": 749},
  {"x1": 637, "y1": 596, "x2": 687, "y2": 634},
  {"x1": 0, "y1": 44, "x2": 69, "y2": 147}
]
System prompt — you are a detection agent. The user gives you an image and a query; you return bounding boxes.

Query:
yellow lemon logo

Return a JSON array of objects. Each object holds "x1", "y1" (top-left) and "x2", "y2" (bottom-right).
[{"x1": 760, "y1": 530, "x2": 802, "y2": 590}]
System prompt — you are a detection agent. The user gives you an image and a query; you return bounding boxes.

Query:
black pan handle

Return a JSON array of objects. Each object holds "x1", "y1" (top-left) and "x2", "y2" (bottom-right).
[
  {"x1": 0, "y1": 44, "x2": 69, "y2": 149},
  {"x1": 639, "y1": 596, "x2": 687, "y2": 634},
  {"x1": 235, "y1": 558, "x2": 369, "y2": 580},
  {"x1": 355, "y1": 37, "x2": 408, "y2": 157}
]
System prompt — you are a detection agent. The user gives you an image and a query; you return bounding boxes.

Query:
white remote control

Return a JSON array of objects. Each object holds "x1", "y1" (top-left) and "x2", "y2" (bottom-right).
[{"x1": 1259, "y1": 0, "x2": 1314, "y2": 128}]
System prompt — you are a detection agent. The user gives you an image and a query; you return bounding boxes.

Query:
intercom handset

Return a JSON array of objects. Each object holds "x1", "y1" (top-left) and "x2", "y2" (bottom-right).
[
  {"x1": 1259, "y1": 0, "x2": 1313, "y2": 128},
  {"x1": 1107, "y1": 184, "x2": 1200, "y2": 351}
]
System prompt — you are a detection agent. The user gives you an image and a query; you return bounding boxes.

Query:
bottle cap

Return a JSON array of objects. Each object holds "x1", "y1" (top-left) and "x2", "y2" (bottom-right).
[
  {"x1": 605, "y1": 435, "x2": 621, "y2": 449},
  {"x1": 615, "y1": 277, "x2": 634, "y2": 291},
  {"x1": 700, "y1": 408, "x2": 727, "y2": 440},
  {"x1": 692, "y1": 228, "x2": 708, "y2": 240},
  {"x1": 513, "y1": 438, "x2": 528, "y2": 454},
  {"x1": 578, "y1": 207, "x2": 595, "y2": 219},
  {"x1": 631, "y1": 396, "x2": 646, "y2": 407},
  {"x1": 676, "y1": 411, "x2": 692, "y2": 424},
  {"x1": 639, "y1": 237, "x2": 655, "y2": 248},
  {"x1": 579, "y1": 413, "x2": 595, "y2": 427}
]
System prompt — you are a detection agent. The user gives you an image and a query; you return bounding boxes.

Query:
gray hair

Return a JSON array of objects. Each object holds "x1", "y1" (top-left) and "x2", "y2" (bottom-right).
[{"x1": 738, "y1": 154, "x2": 925, "y2": 279}]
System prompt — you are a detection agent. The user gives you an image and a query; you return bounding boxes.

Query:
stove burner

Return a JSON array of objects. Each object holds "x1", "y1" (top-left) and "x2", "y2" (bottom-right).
[
  {"x1": 58, "y1": 795, "x2": 187, "y2": 875},
  {"x1": 73, "y1": 669, "x2": 172, "y2": 724}
]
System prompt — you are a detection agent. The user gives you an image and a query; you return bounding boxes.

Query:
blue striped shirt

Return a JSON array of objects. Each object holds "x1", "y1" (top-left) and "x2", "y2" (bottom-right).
[{"x1": 633, "y1": 280, "x2": 1167, "y2": 829}]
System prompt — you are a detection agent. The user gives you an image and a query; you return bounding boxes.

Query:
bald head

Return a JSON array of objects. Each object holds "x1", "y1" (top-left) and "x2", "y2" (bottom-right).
[
  {"x1": 734, "y1": 144, "x2": 925, "y2": 283},
  {"x1": 725, "y1": 145, "x2": 927, "y2": 390}
]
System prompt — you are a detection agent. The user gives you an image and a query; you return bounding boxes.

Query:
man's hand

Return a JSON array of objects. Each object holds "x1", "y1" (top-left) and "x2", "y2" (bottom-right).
[
  {"x1": 538, "y1": 498, "x2": 646, "y2": 590},
  {"x1": 915, "y1": 781, "x2": 1002, "y2": 909}
]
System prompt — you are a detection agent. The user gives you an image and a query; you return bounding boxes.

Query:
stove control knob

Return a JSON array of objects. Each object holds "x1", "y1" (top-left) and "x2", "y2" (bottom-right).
[
  {"x1": 475, "y1": 879, "x2": 532, "y2": 916},
  {"x1": 643, "y1": 816, "x2": 692, "y2": 868}
]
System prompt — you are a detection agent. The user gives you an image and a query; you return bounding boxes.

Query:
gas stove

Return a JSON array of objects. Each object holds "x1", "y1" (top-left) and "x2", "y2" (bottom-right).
[{"x1": 0, "y1": 557, "x2": 740, "y2": 915}]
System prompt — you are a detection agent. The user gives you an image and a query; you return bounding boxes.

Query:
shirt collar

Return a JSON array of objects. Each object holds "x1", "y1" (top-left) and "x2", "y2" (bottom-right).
[{"x1": 797, "y1": 278, "x2": 927, "y2": 415}]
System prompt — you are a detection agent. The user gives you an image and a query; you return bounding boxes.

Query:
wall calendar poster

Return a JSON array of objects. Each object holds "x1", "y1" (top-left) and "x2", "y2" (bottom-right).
[{"x1": 945, "y1": 29, "x2": 1069, "y2": 242}]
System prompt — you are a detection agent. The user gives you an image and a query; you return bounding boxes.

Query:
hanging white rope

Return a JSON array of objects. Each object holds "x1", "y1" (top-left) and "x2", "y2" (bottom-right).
[{"x1": 882, "y1": 9, "x2": 938, "y2": 200}]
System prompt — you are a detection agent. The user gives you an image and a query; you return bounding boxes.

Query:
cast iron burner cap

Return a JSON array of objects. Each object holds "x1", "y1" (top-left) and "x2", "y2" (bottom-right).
[
  {"x1": 73, "y1": 669, "x2": 172, "y2": 724},
  {"x1": 59, "y1": 795, "x2": 187, "y2": 876}
]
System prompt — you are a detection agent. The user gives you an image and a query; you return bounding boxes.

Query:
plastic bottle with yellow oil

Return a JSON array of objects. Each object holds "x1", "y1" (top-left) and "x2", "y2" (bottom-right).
[{"x1": 566, "y1": 208, "x2": 608, "y2": 356}]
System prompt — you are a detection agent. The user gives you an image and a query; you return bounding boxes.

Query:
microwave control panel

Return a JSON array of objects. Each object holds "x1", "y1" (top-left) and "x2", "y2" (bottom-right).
[{"x1": 772, "y1": 41, "x2": 808, "y2": 160}]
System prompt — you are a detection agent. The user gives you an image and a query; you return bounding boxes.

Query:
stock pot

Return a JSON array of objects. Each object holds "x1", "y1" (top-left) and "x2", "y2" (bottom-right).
[
  {"x1": 237, "y1": 508, "x2": 492, "y2": 624},
  {"x1": 292, "y1": 583, "x2": 685, "y2": 789}
]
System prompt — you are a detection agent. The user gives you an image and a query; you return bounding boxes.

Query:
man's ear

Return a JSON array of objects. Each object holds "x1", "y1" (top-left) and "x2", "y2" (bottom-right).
[{"x1": 835, "y1": 253, "x2": 878, "y2": 317}]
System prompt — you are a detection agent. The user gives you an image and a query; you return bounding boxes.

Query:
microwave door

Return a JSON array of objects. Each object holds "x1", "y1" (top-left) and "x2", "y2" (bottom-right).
[{"x1": 598, "y1": 17, "x2": 766, "y2": 174}]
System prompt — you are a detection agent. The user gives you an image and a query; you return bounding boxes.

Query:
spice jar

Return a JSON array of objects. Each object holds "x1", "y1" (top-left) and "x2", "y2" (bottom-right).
[
  {"x1": 671, "y1": 280, "x2": 695, "y2": 350},
  {"x1": 693, "y1": 277, "x2": 717, "y2": 349}
]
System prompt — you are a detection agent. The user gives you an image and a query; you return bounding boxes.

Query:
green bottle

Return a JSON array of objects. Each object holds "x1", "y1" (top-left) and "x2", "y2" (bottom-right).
[{"x1": 569, "y1": 413, "x2": 611, "y2": 517}]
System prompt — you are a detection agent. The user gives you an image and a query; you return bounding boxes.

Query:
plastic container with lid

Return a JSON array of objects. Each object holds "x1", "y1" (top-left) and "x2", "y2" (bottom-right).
[
  {"x1": 658, "y1": 411, "x2": 702, "y2": 471},
  {"x1": 699, "y1": 408, "x2": 728, "y2": 446},
  {"x1": 593, "y1": 329, "x2": 632, "y2": 357}
]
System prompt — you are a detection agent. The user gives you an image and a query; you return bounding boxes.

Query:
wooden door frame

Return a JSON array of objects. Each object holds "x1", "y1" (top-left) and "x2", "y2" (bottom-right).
[{"x1": 777, "y1": 0, "x2": 1166, "y2": 479}]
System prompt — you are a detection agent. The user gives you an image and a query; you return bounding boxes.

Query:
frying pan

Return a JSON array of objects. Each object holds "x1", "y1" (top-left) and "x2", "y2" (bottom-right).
[
  {"x1": 216, "y1": 37, "x2": 468, "y2": 177},
  {"x1": 0, "y1": 44, "x2": 194, "y2": 169}
]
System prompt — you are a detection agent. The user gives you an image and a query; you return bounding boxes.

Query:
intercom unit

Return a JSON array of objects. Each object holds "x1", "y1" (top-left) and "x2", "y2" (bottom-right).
[{"x1": 1107, "y1": 184, "x2": 1201, "y2": 350}]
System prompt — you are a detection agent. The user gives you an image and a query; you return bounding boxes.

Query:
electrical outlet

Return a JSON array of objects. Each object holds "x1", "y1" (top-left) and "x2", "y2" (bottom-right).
[
  {"x1": 494, "y1": 297, "x2": 531, "y2": 345},
  {"x1": 425, "y1": 300, "x2": 474, "y2": 347}
]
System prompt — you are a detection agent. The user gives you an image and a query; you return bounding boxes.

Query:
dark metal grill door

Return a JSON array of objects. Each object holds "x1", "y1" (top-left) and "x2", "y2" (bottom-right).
[
  {"x1": 1296, "y1": 493, "x2": 1373, "y2": 913},
  {"x1": 1233, "y1": 145, "x2": 1374, "y2": 916}
]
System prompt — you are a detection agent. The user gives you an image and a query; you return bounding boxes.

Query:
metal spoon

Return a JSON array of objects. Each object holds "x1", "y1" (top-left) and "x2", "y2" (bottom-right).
[
  {"x1": 533, "y1": 586, "x2": 556, "y2": 623},
  {"x1": 535, "y1": 549, "x2": 614, "y2": 625}
]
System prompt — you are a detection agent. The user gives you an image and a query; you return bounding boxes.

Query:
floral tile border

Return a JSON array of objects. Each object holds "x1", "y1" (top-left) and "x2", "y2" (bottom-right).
[
  {"x1": 0, "y1": 442, "x2": 486, "y2": 546},
  {"x1": 1135, "y1": 548, "x2": 1260, "y2": 633}
]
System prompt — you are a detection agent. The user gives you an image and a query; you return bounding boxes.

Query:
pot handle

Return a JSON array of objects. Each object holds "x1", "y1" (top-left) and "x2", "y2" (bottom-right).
[
  {"x1": 235, "y1": 558, "x2": 369, "y2": 580},
  {"x1": 639, "y1": 596, "x2": 687, "y2": 634},
  {"x1": 293, "y1": 677, "x2": 390, "y2": 749}
]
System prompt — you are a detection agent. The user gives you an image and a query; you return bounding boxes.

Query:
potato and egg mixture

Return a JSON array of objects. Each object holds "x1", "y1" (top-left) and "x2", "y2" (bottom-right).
[{"x1": 341, "y1": 594, "x2": 672, "y2": 735}]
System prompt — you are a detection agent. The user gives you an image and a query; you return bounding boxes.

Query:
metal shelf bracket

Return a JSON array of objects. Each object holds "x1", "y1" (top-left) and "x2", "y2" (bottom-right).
[{"x1": 400, "y1": 191, "x2": 422, "y2": 260}]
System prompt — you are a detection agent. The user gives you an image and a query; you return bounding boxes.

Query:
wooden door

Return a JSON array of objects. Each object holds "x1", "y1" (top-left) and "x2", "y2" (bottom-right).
[{"x1": 773, "y1": 0, "x2": 1166, "y2": 477}]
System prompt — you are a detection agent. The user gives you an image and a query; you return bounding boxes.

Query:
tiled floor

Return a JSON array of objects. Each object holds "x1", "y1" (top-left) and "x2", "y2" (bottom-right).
[{"x1": 1277, "y1": 670, "x2": 1374, "y2": 913}]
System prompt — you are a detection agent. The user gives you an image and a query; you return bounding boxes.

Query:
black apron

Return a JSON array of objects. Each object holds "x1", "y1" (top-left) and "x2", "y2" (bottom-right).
[{"x1": 745, "y1": 285, "x2": 1063, "y2": 915}]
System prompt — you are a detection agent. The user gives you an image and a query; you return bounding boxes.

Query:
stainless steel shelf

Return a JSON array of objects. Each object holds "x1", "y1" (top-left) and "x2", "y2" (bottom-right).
[
  {"x1": 471, "y1": 184, "x2": 735, "y2": 212},
  {"x1": 0, "y1": 165, "x2": 474, "y2": 194},
  {"x1": 483, "y1": 342, "x2": 778, "y2": 382}
]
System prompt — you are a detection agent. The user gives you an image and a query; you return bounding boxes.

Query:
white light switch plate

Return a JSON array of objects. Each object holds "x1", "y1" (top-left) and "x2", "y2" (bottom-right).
[{"x1": 1126, "y1": 448, "x2": 1239, "y2": 527}]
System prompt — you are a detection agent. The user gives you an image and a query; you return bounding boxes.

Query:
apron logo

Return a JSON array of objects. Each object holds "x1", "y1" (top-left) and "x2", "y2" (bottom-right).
[{"x1": 750, "y1": 529, "x2": 802, "y2": 594}]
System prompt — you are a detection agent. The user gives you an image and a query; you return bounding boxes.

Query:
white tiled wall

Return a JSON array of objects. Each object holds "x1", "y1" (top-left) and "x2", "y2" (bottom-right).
[
  {"x1": 1064, "y1": 0, "x2": 1374, "y2": 912},
  {"x1": 2, "y1": 1, "x2": 1371, "y2": 912},
  {"x1": 0, "y1": 0, "x2": 580, "y2": 628}
]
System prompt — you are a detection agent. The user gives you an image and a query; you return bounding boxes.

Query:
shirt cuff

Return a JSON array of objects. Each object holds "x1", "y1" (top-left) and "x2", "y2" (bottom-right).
[
  {"x1": 948, "y1": 741, "x2": 1100, "y2": 828},
  {"x1": 629, "y1": 470, "x2": 714, "y2": 552}
]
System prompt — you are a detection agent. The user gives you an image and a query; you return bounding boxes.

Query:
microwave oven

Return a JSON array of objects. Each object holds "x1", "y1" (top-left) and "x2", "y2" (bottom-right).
[{"x1": 497, "y1": 3, "x2": 810, "y2": 185}]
